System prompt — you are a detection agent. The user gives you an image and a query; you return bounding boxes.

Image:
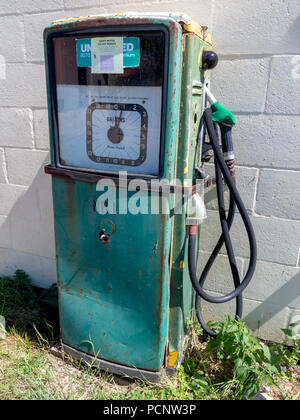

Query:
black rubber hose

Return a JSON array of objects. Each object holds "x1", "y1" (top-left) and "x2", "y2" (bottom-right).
[
  {"x1": 196, "y1": 163, "x2": 242, "y2": 336},
  {"x1": 188, "y1": 108, "x2": 257, "y2": 335}
]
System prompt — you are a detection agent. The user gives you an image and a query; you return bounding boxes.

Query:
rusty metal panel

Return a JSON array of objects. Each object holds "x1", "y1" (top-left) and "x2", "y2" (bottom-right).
[
  {"x1": 53, "y1": 177, "x2": 171, "y2": 369},
  {"x1": 167, "y1": 33, "x2": 211, "y2": 368}
]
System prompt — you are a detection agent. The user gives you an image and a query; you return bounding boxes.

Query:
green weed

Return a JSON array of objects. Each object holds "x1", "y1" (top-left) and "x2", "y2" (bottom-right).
[
  {"x1": 0, "y1": 269, "x2": 58, "y2": 343},
  {"x1": 205, "y1": 316, "x2": 284, "y2": 399}
]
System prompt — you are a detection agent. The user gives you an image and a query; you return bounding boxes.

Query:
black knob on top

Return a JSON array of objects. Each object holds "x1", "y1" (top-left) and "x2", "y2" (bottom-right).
[{"x1": 202, "y1": 51, "x2": 218, "y2": 70}]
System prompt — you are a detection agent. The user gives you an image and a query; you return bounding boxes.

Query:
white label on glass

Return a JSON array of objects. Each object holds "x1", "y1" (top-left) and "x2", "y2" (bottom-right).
[{"x1": 91, "y1": 37, "x2": 124, "y2": 74}]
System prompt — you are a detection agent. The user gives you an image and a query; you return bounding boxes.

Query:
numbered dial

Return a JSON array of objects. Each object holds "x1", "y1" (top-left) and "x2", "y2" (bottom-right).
[{"x1": 86, "y1": 102, "x2": 148, "y2": 167}]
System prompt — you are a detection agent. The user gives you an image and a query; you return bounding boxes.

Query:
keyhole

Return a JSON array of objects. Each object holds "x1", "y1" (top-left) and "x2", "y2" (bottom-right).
[{"x1": 99, "y1": 230, "x2": 111, "y2": 244}]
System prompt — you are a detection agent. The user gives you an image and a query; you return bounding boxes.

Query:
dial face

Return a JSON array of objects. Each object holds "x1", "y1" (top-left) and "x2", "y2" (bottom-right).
[
  {"x1": 86, "y1": 102, "x2": 148, "y2": 167},
  {"x1": 56, "y1": 84, "x2": 162, "y2": 176}
]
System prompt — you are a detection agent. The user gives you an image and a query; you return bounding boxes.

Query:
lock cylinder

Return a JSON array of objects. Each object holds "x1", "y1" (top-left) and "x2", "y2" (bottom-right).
[{"x1": 99, "y1": 231, "x2": 111, "y2": 244}]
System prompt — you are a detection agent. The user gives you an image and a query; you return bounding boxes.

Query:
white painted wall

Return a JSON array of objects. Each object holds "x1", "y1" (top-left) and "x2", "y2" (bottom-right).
[{"x1": 0, "y1": 0, "x2": 299, "y2": 341}]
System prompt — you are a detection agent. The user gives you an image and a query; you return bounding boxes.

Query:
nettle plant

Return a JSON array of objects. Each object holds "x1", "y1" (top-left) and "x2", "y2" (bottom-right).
[
  {"x1": 205, "y1": 316, "x2": 299, "y2": 399},
  {"x1": 277, "y1": 321, "x2": 300, "y2": 369}
]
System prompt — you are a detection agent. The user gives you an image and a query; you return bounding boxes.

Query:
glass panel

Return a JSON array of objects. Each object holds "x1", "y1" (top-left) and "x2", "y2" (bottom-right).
[{"x1": 53, "y1": 32, "x2": 165, "y2": 176}]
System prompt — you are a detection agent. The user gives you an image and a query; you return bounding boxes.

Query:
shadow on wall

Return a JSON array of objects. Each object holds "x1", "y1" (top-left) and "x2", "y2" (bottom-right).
[
  {"x1": 201, "y1": 267, "x2": 300, "y2": 342},
  {"x1": 243, "y1": 271, "x2": 300, "y2": 329},
  {"x1": 0, "y1": 155, "x2": 57, "y2": 288},
  {"x1": 287, "y1": 12, "x2": 300, "y2": 46}
]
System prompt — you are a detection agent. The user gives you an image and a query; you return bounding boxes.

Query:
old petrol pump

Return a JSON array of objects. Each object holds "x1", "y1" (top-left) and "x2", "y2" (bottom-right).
[{"x1": 44, "y1": 12, "x2": 256, "y2": 380}]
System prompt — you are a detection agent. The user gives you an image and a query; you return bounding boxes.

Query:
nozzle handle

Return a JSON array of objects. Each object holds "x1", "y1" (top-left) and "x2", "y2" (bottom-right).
[{"x1": 219, "y1": 124, "x2": 234, "y2": 161}]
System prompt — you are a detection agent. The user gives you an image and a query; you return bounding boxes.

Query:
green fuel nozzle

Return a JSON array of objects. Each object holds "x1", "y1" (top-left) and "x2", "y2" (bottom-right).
[
  {"x1": 211, "y1": 101, "x2": 236, "y2": 127},
  {"x1": 205, "y1": 86, "x2": 235, "y2": 162},
  {"x1": 204, "y1": 86, "x2": 236, "y2": 182}
]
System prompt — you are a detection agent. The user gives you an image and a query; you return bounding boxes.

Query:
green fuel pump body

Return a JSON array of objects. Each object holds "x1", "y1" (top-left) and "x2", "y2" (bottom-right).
[{"x1": 44, "y1": 13, "x2": 213, "y2": 380}]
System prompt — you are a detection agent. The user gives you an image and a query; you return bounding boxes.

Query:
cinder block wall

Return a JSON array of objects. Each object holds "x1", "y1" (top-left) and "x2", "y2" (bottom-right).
[{"x1": 0, "y1": 0, "x2": 299, "y2": 341}]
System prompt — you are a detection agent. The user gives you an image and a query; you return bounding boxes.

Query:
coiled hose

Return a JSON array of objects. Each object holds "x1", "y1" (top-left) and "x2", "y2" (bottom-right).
[{"x1": 188, "y1": 108, "x2": 257, "y2": 337}]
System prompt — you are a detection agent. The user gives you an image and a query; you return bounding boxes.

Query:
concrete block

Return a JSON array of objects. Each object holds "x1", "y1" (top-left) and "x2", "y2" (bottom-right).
[
  {"x1": 204, "y1": 165, "x2": 258, "y2": 212},
  {"x1": 251, "y1": 216, "x2": 300, "y2": 266},
  {"x1": 244, "y1": 260, "x2": 300, "y2": 310},
  {"x1": 199, "y1": 210, "x2": 240, "y2": 257},
  {"x1": 0, "y1": 108, "x2": 34, "y2": 148},
  {"x1": 0, "y1": 248, "x2": 56, "y2": 288},
  {"x1": 198, "y1": 250, "x2": 244, "y2": 295},
  {"x1": 0, "y1": 54, "x2": 5, "y2": 80},
  {"x1": 255, "y1": 169, "x2": 300, "y2": 220},
  {"x1": 17, "y1": 0, "x2": 64, "y2": 13},
  {"x1": 0, "y1": 184, "x2": 26, "y2": 215},
  {"x1": 242, "y1": 299, "x2": 289, "y2": 342},
  {"x1": 0, "y1": 15, "x2": 25, "y2": 62},
  {"x1": 234, "y1": 114, "x2": 300, "y2": 170},
  {"x1": 102, "y1": 0, "x2": 148, "y2": 5},
  {"x1": 0, "y1": 215, "x2": 12, "y2": 249},
  {"x1": 266, "y1": 55, "x2": 300, "y2": 115},
  {"x1": 0, "y1": 63, "x2": 47, "y2": 107},
  {"x1": 211, "y1": 58, "x2": 270, "y2": 113},
  {"x1": 6, "y1": 149, "x2": 50, "y2": 186},
  {"x1": 65, "y1": 0, "x2": 100, "y2": 9},
  {"x1": 9, "y1": 168, "x2": 56, "y2": 259},
  {"x1": 34, "y1": 109, "x2": 50, "y2": 150},
  {"x1": 0, "y1": 3, "x2": 16, "y2": 15},
  {"x1": 0, "y1": 149, "x2": 6, "y2": 183},
  {"x1": 24, "y1": 11, "x2": 68, "y2": 62},
  {"x1": 200, "y1": 210, "x2": 300, "y2": 266},
  {"x1": 0, "y1": 1, "x2": 64, "y2": 14},
  {"x1": 212, "y1": 0, "x2": 300, "y2": 54},
  {"x1": 198, "y1": 295, "x2": 236, "y2": 327}
]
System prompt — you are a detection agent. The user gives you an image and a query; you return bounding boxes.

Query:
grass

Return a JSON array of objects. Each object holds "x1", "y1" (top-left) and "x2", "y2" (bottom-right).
[{"x1": 0, "y1": 270, "x2": 299, "y2": 400}]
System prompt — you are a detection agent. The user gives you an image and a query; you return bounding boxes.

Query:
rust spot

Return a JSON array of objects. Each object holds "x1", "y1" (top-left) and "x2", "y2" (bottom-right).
[{"x1": 80, "y1": 263, "x2": 99, "y2": 273}]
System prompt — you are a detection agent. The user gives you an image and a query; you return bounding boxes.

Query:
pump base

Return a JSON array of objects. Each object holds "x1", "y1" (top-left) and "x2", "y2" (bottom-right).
[{"x1": 59, "y1": 343, "x2": 164, "y2": 383}]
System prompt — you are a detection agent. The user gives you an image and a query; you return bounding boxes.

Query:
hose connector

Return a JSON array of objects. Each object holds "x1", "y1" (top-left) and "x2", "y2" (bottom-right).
[{"x1": 186, "y1": 193, "x2": 207, "y2": 226}]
